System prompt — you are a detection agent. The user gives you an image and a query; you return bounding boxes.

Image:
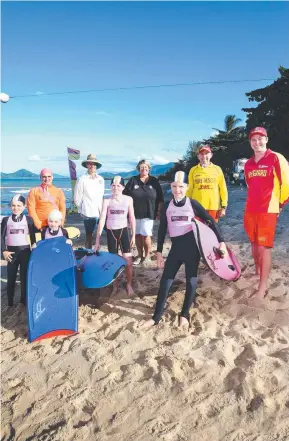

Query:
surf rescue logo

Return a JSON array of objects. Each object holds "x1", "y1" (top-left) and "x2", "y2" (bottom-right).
[
  {"x1": 171, "y1": 216, "x2": 189, "y2": 221},
  {"x1": 10, "y1": 229, "x2": 24, "y2": 234},
  {"x1": 248, "y1": 169, "x2": 268, "y2": 178},
  {"x1": 110, "y1": 210, "x2": 125, "y2": 214}
]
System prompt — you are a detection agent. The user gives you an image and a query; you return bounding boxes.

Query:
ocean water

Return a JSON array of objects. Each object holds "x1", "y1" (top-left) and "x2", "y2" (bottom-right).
[{"x1": 1, "y1": 178, "x2": 113, "y2": 216}]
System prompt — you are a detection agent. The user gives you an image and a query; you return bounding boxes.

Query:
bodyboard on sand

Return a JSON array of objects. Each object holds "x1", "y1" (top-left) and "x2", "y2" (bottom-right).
[
  {"x1": 35, "y1": 226, "x2": 80, "y2": 243},
  {"x1": 27, "y1": 236, "x2": 78, "y2": 342},
  {"x1": 192, "y1": 218, "x2": 241, "y2": 281},
  {"x1": 74, "y1": 248, "x2": 126, "y2": 289}
]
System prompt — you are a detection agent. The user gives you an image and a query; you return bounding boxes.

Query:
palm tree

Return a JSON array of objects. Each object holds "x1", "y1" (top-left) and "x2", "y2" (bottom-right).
[{"x1": 212, "y1": 114, "x2": 245, "y2": 141}]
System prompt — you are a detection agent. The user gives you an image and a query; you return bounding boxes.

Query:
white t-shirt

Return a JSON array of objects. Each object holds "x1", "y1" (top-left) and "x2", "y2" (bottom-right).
[{"x1": 74, "y1": 173, "x2": 104, "y2": 217}]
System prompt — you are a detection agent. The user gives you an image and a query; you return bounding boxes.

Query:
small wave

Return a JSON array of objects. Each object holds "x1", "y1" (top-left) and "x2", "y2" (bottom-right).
[
  {"x1": 1, "y1": 187, "x2": 30, "y2": 189},
  {"x1": 10, "y1": 189, "x2": 30, "y2": 194}
]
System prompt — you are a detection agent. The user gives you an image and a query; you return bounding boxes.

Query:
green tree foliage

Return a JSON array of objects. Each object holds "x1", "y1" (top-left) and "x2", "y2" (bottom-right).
[
  {"x1": 242, "y1": 66, "x2": 289, "y2": 158},
  {"x1": 160, "y1": 67, "x2": 289, "y2": 181}
]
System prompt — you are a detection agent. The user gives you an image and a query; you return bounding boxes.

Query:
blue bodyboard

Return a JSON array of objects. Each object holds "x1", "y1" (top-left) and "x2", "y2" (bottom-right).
[
  {"x1": 74, "y1": 248, "x2": 126, "y2": 289},
  {"x1": 27, "y1": 237, "x2": 78, "y2": 342}
]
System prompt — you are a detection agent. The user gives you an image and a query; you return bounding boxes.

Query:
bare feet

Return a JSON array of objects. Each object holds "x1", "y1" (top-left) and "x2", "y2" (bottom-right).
[
  {"x1": 126, "y1": 284, "x2": 135, "y2": 296},
  {"x1": 250, "y1": 286, "x2": 268, "y2": 298},
  {"x1": 179, "y1": 316, "x2": 190, "y2": 328},
  {"x1": 255, "y1": 288, "x2": 268, "y2": 298},
  {"x1": 139, "y1": 319, "x2": 156, "y2": 328}
]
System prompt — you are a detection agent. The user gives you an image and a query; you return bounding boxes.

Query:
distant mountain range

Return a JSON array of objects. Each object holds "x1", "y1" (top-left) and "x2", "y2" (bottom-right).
[
  {"x1": 1, "y1": 163, "x2": 175, "y2": 180},
  {"x1": 100, "y1": 162, "x2": 175, "y2": 179},
  {"x1": 1, "y1": 169, "x2": 66, "y2": 179}
]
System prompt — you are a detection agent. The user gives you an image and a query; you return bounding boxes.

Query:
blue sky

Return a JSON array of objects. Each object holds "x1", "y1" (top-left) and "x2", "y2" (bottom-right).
[{"x1": 1, "y1": 1, "x2": 289, "y2": 176}]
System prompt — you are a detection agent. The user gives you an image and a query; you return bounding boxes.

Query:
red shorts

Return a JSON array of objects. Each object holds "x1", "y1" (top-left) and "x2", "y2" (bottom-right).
[
  {"x1": 207, "y1": 210, "x2": 219, "y2": 223},
  {"x1": 244, "y1": 212, "x2": 278, "y2": 248}
]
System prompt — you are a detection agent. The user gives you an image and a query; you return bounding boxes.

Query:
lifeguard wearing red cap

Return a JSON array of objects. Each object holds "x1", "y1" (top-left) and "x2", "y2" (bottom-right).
[
  {"x1": 248, "y1": 127, "x2": 268, "y2": 139},
  {"x1": 198, "y1": 145, "x2": 212, "y2": 154}
]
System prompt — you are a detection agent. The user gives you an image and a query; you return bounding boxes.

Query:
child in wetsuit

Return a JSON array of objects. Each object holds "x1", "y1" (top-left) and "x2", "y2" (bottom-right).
[
  {"x1": 94, "y1": 176, "x2": 136, "y2": 295},
  {"x1": 1, "y1": 195, "x2": 36, "y2": 306},
  {"x1": 41, "y1": 209, "x2": 72, "y2": 244},
  {"x1": 141, "y1": 171, "x2": 227, "y2": 328}
]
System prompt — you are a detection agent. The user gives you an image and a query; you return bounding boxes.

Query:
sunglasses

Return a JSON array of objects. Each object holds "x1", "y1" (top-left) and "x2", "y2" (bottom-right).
[{"x1": 41, "y1": 175, "x2": 52, "y2": 178}]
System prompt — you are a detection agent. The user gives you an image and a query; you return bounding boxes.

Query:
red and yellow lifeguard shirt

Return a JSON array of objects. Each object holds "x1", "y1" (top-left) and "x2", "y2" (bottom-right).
[
  {"x1": 244, "y1": 149, "x2": 289, "y2": 214},
  {"x1": 186, "y1": 163, "x2": 228, "y2": 210}
]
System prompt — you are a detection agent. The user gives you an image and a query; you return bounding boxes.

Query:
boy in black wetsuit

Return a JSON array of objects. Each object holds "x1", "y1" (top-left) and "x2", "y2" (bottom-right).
[{"x1": 141, "y1": 171, "x2": 226, "y2": 328}]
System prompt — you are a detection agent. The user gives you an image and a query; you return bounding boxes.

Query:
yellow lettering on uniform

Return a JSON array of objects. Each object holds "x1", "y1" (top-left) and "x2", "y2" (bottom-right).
[{"x1": 248, "y1": 170, "x2": 267, "y2": 178}]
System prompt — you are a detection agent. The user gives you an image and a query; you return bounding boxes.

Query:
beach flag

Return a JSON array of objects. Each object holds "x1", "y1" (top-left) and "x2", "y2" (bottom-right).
[
  {"x1": 67, "y1": 147, "x2": 80, "y2": 161},
  {"x1": 67, "y1": 147, "x2": 80, "y2": 213}
]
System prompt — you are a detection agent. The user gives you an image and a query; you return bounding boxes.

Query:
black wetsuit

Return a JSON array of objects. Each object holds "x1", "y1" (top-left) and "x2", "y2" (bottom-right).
[
  {"x1": 1, "y1": 214, "x2": 36, "y2": 306},
  {"x1": 152, "y1": 197, "x2": 224, "y2": 323}
]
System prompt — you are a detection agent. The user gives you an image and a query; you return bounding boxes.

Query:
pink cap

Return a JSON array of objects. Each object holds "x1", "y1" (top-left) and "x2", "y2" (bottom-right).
[
  {"x1": 40, "y1": 168, "x2": 53, "y2": 176},
  {"x1": 248, "y1": 127, "x2": 268, "y2": 139}
]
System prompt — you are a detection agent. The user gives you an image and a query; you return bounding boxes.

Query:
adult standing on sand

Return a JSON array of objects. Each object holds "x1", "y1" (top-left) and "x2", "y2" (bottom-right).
[
  {"x1": 186, "y1": 145, "x2": 228, "y2": 222},
  {"x1": 74, "y1": 154, "x2": 104, "y2": 249},
  {"x1": 123, "y1": 159, "x2": 164, "y2": 265},
  {"x1": 244, "y1": 127, "x2": 289, "y2": 297},
  {"x1": 27, "y1": 168, "x2": 66, "y2": 231}
]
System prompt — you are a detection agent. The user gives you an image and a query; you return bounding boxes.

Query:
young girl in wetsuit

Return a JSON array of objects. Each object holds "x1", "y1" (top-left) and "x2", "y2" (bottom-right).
[
  {"x1": 94, "y1": 176, "x2": 136, "y2": 295},
  {"x1": 41, "y1": 209, "x2": 72, "y2": 245},
  {"x1": 1, "y1": 195, "x2": 36, "y2": 306},
  {"x1": 141, "y1": 171, "x2": 227, "y2": 329}
]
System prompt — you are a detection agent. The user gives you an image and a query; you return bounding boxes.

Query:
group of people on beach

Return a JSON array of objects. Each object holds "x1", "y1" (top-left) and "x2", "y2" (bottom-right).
[{"x1": 2, "y1": 127, "x2": 289, "y2": 328}]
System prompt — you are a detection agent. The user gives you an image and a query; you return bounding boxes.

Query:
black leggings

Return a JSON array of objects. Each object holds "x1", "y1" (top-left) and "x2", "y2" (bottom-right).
[
  {"x1": 6, "y1": 247, "x2": 31, "y2": 306},
  {"x1": 153, "y1": 231, "x2": 200, "y2": 323}
]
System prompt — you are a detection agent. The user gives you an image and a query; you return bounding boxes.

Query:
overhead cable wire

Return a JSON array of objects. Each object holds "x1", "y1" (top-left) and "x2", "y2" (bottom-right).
[{"x1": 9, "y1": 78, "x2": 274, "y2": 99}]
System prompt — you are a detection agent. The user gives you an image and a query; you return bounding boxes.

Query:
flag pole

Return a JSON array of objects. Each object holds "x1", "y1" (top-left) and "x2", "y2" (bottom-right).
[{"x1": 67, "y1": 146, "x2": 80, "y2": 214}]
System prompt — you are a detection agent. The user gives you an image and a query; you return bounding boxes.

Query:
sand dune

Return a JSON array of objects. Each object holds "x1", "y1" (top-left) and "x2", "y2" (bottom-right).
[{"x1": 1, "y1": 187, "x2": 289, "y2": 441}]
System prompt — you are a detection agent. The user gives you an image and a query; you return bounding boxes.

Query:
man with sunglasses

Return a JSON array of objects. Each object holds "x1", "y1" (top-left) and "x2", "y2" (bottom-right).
[{"x1": 27, "y1": 168, "x2": 66, "y2": 231}]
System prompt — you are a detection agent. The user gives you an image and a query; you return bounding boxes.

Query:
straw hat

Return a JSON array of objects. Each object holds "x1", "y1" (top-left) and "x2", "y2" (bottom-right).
[{"x1": 81, "y1": 154, "x2": 102, "y2": 169}]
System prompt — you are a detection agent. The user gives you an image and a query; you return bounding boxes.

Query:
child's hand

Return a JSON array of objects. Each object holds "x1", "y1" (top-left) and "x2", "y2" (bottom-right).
[
  {"x1": 66, "y1": 239, "x2": 72, "y2": 245},
  {"x1": 130, "y1": 236, "x2": 135, "y2": 248},
  {"x1": 3, "y1": 251, "x2": 15, "y2": 263},
  {"x1": 94, "y1": 237, "x2": 100, "y2": 251},
  {"x1": 31, "y1": 243, "x2": 37, "y2": 249},
  {"x1": 218, "y1": 242, "x2": 228, "y2": 258},
  {"x1": 156, "y1": 252, "x2": 164, "y2": 269}
]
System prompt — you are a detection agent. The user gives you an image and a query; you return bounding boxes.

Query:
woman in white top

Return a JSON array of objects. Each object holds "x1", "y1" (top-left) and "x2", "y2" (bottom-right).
[{"x1": 74, "y1": 154, "x2": 104, "y2": 248}]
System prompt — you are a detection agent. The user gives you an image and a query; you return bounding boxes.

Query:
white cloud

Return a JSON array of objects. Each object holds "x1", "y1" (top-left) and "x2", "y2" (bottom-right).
[
  {"x1": 28, "y1": 155, "x2": 41, "y2": 161},
  {"x1": 211, "y1": 130, "x2": 219, "y2": 137},
  {"x1": 95, "y1": 111, "x2": 109, "y2": 116},
  {"x1": 137, "y1": 154, "x2": 170, "y2": 165},
  {"x1": 35, "y1": 91, "x2": 45, "y2": 96}
]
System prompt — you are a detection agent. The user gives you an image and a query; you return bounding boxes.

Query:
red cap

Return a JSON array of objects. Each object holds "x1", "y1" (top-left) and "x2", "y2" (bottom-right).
[
  {"x1": 198, "y1": 145, "x2": 212, "y2": 154},
  {"x1": 248, "y1": 127, "x2": 267, "y2": 139}
]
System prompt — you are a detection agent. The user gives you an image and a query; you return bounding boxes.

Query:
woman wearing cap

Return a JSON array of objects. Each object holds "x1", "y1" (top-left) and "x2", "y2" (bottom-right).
[
  {"x1": 1, "y1": 195, "x2": 36, "y2": 307},
  {"x1": 123, "y1": 159, "x2": 164, "y2": 265},
  {"x1": 141, "y1": 171, "x2": 226, "y2": 329},
  {"x1": 74, "y1": 154, "x2": 105, "y2": 249},
  {"x1": 244, "y1": 127, "x2": 289, "y2": 297},
  {"x1": 94, "y1": 176, "x2": 136, "y2": 295},
  {"x1": 186, "y1": 146, "x2": 228, "y2": 222},
  {"x1": 27, "y1": 168, "x2": 66, "y2": 231}
]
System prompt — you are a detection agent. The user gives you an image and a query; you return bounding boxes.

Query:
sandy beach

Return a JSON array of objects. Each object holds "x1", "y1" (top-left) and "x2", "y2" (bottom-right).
[{"x1": 1, "y1": 185, "x2": 289, "y2": 441}]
